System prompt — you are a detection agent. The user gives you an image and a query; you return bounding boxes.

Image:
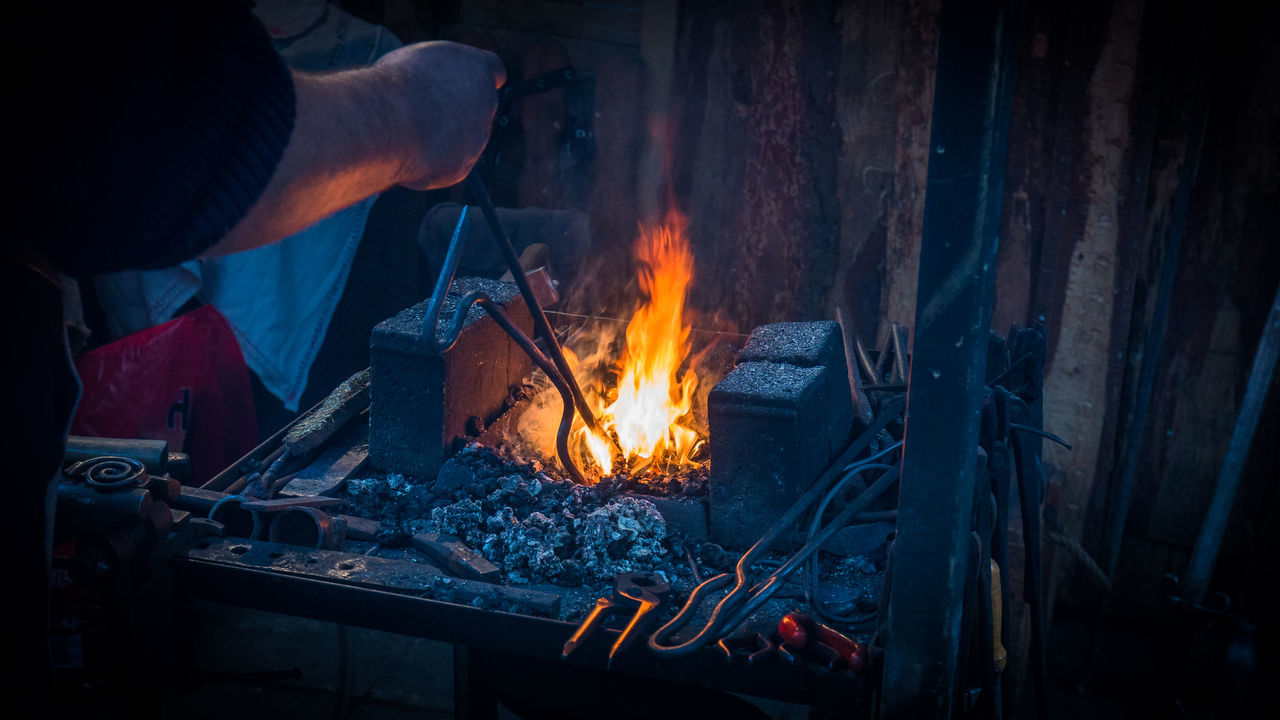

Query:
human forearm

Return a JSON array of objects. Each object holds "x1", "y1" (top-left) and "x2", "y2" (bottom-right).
[
  {"x1": 205, "y1": 42, "x2": 504, "y2": 257},
  {"x1": 204, "y1": 70, "x2": 400, "y2": 256}
]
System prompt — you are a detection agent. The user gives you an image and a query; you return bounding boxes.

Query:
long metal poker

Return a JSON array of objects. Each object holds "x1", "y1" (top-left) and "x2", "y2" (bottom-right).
[
  {"x1": 416, "y1": 204, "x2": 587, "y2": 483},
  {"x1": 464, "y1": 171, "x2": 619, "y2": 456}
]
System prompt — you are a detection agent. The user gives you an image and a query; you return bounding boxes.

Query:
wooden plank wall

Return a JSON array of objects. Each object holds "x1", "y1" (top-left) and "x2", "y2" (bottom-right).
[
  {"x1": 667, "y1": 0, "x2": 844, "y2": 331},
  {"x1": 1102, "y1": 0, "x2": 1280, "y2": 618},
  {"x1": 660, "y1": 0, "x2": 1279, "y2": 631}
]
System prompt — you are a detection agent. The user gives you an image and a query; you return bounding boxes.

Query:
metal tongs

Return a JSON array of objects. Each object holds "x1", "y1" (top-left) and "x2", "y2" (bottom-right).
[
  {"x1": 417, "y1": 171, "x2": 616, "y2": 482},
  {"x1": 647, "y1": 399, "x2": 906, "y2": 658}
]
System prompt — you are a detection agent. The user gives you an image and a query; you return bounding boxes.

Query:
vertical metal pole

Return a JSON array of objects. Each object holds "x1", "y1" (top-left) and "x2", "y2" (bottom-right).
[
  {"x1": 881, "y1": 0, "x2": 1017, "y2": 716},
  {"x1": 1181, "y1": 283, "x2": 1280, "y2": 605}
]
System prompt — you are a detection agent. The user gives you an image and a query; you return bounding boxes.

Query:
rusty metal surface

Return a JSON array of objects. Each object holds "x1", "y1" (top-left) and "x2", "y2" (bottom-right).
[
  {"x1": 184, "y1": 536, "x2": 561, "y2": 617},
  {"x1": 283, "y1": 368, "x2": 370, "y2": 456},
  {"x1": 279, "y1": 419, "x2": 368, "y2": 497},
  {"x1": 172, "y1": 542, "x2": 866, "y2": 708},
  {"x1": 412, "y1": 532, "x2": 501, "y2": 583},
  {"x1": 239, "y1": 496, "x2": 346, "y2": 512}
]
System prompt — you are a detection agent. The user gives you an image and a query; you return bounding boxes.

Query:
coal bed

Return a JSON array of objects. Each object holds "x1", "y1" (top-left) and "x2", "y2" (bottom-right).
[{"x1": 335, "y1": 442, "x2": 888, "y2": 629}]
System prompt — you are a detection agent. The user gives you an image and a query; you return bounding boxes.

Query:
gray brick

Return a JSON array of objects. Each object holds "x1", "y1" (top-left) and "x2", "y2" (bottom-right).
[
  {"x1": 708, "y1": 361, "x2": 831, "y2": 548},
  {"x1": 737, "y1": 321, "x2": 854, "y2": 460},
  {"x1": 738, "y1": 321, "x2": 844, "y2": 368},
  {"x1": 369, "y1": 278, "x2": 533, "y2": 477},
  {"x1": 637, "y1": 494, "x2": 709, "y2": 543}
]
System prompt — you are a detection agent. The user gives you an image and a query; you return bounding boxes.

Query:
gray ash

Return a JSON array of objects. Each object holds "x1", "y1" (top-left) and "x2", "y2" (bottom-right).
[
  {"x1": 343, "y1": 444, "x2": 684, "y2": 586},
  {"x1": 342, "y1": 444, "x2": 887, "y2": 628}
]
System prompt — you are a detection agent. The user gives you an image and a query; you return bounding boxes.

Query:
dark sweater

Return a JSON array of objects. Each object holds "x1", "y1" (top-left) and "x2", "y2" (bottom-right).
[
  {"x1": 13, "y1": 0, "x2": 296, "y2": 277},
  {"x1": 4, "y1": 1, "x2": 295, "y2": 695}
]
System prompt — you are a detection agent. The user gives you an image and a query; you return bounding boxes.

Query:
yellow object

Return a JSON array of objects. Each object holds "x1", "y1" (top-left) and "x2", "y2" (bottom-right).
[{"x1": 992, "y1": 560, "x2": 1008, "y2": 672}]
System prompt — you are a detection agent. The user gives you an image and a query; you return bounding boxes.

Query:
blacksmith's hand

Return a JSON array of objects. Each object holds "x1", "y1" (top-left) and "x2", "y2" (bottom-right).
[{"x1": 374, "y1": 41, "x2": 507, "y2": 191}]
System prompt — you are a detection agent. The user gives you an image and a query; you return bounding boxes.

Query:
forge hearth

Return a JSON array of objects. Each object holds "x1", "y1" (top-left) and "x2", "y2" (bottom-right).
[{"x1": 364, "y1": 276, "x2": 858, "y2": 554}]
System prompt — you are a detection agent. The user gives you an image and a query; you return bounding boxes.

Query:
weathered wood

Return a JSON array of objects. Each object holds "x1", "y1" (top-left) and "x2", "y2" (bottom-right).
[
  {"x1": 878, "y1": 0, "x2": 940, "y2": 340},
  {"x1": 636, "y1": 0, "x2": 680, "y2": 224},
  {"x1": 1104, "y1": 0, "x2": 1280, "y2": 616},
  {"x1": 832, "y1": 0, "x2": 904, "y2": 341},
  {"x1": 1040, "y1": 0, "x2": 1146, "y2": 546},
  {"x1": 671, "y1": 0, "x2": 842, "y2": 331},
  {"x1": 461, "y1": 0, "x2": 643, "y2": 47},
  {"x1": 444, "y1": 24, "x2": 640, "y2": 74},
  {"x1": 518, "y1": 40, "x2": 573, "y2": 211}
]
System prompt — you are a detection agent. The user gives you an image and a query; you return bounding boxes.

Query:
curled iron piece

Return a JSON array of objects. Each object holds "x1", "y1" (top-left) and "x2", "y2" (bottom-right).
[
  {"x1": 268, "y1": 506, "x2": 346, "y2": 550},
  {"x1": 454, "y1": 291, "x2": 585, "y2": 485},
  {"x1": 209, "y1": 495, "x2": 266, "y2": 540},
  {"x1": 66, "y1": 455, "x2": 147, "y2": 490}
]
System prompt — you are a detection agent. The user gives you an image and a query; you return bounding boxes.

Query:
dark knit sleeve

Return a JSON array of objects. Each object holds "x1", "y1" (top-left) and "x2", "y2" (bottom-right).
[{"x1": 15, "y1": 1, "x2": 296, "y2": 277}]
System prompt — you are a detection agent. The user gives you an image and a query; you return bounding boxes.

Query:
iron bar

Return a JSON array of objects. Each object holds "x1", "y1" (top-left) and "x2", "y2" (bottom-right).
[
  {"x1": 1182, "y1": 282, "x2": 1280, "y2": 604},
  {"x1": 464, "y1": 173, "x2": 617, "y2": 456},
  {"x1": 880, "y1": 0, "x2": 1017, "y2": 714}
]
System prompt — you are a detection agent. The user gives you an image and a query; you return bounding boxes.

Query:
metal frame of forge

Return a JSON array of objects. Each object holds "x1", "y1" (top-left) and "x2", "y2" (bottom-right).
[{"x1": 880, "y1": 0, "x2": 1018, "y2": 717}]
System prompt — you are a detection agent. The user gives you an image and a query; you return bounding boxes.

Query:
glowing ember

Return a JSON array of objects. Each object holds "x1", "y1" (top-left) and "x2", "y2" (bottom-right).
[{"x1": 517, "y1": 210, "x2": 706, "y2": 479}]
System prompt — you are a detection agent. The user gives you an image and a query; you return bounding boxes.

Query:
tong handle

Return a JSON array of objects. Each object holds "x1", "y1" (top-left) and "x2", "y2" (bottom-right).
[
  {"x1": 561, "y1": 596, "x2": 615, "y2": 659},
  {"x1": 608, "y1": 597, "x2": 660, "y2": 666}
]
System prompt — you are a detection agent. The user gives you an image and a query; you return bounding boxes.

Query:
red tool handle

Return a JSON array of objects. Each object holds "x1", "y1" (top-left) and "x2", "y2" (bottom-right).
[
  {"x1": 778, "y1": 612, "x2": 866, "y2": 673},
  {"x1": 777, "y1": 613, "x2": 808, "y2": 647}
]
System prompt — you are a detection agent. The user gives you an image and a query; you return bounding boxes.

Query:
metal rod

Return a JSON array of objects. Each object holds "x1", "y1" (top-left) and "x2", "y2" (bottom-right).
[
  {"x1": 413, "y1": 201, "x2": 587, "y2": 482},
  {"x1": 880, "y1": 0, "x2": 1017, "y2": 713},
  {"x1": 420, "y1": 207, "x2": 473, "y2": 344},
  {"x1": 837, "y1": 306, "x2": 876, "y2": 426},
  {"x1": 1182, "y1": 282, "x2": 1280, "y2": 604},
  {"x1": 648, "y1": 400, "x2": 906, "y2": 657},
  {"x1": 890, "y1": 323, "x2": 909, "y2": 385},
  {"x1": 543, "y1": 309, "x2": 749, "y2": 340},
  {"x1": 465, "y1": 172, "x2": 615, "y2": 453},
  {"x1": 854, "y1": 335, "x2": 879, "y2": 386}
]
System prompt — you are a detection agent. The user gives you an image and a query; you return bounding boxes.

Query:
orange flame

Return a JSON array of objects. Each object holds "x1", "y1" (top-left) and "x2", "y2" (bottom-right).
[
  {"x1": 516, "y1": 210, "x2": 705, "y2": 479},
  {"x1": 580, "y1": 211, "x2": 701, "y2": 475}
]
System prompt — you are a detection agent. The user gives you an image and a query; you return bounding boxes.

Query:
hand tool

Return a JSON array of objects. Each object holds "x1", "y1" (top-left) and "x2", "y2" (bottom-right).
[
  {"x1": 249, "y1": 368, "x2": 372, "y2": 498},
  {"x1": 648, "y1": 401, "x2": 906, "y2": 659},
  {"x1": 418, "y1": 192, "x2": 593, "y2": 484},
  {"x1": 64, "y1": 437, "x2": 169, "y2": 475},
  {"x1": 412, "y1": 532, "x2": 500, "y2": 582},
  {"x1": 174, "y1": 486, "x2": 378, "y2": 541},
  {"x1": 715, "y1": 631, "x2": 776, "y2": 664},
  {"x1": 282, "y1": 368, "x2": 371, "y2": 457},
  {"x1": 561, "y1": 572, "x2": 670, "y2": 667},
  {"x1": 777, "y1": 611, "x2": 866, "y2": 673}
]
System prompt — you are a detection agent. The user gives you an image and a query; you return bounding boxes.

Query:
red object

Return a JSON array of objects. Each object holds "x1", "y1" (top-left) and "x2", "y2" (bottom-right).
[
  {"x1": 71, "y1": 305, "x2": 258, "y2": 485},
  {"x1": 780, "y1": 612, "x2": 866, "y2": 672},
  {"x1": 778, "y1": 614, "x2": 808, "y2": 647}
]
